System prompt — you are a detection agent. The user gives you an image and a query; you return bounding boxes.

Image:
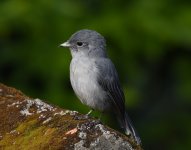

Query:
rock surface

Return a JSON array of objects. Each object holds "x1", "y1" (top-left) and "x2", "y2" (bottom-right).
[{"x1": 0, "y1": 83, "x2": 142, "y2": 150}]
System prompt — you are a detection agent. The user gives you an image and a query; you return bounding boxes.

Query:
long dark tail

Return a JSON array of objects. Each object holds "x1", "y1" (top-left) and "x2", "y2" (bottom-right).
[{"x1": 122, "y1": 112, "x2": 141, "y2": 144}]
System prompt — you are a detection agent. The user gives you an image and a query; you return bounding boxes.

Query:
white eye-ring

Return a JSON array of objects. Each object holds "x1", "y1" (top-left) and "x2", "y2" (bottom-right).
[{"x1": 77, "y1": 42, "x2": 83, "y2": 47}]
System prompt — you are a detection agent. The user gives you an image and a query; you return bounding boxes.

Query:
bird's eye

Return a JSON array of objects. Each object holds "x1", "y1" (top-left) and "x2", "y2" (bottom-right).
[{"x1": 77, "y1": 42, "x2": 83, "y2": 46}]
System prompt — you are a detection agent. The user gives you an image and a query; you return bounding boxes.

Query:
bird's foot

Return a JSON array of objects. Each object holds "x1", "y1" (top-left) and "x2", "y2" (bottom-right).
[
  {"x1": 73, "y1": 109, "x2": 93, "y2": 120},
  {"x1": 73, "y1": 114, "x2": 89, "y2": 120},
  {"x1": 82, "y1": 119, "x2": 102, "y2": 129}
]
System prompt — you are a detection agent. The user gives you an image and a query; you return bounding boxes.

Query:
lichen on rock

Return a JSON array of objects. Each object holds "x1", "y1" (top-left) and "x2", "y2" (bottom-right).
[{"x1": 0, "y1": 83, "x2": 142, "y2": 150}]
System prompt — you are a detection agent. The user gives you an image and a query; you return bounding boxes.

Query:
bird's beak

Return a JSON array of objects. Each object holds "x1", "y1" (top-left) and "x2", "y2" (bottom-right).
[{"x1": 59, "y1": 41, "x2": 71, "y2": 47}]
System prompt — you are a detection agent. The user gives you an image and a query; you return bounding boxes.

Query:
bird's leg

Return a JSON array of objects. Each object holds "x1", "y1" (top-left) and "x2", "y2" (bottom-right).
[
  {"x1": 86, "y1": 109, "x2": 93, "y2": 116},
  {"x1": 84, "y1": 109, "x2": 94, "y2": 119},
  {"x1": 73, "y1": 109, "x2": 93, "y2": 120}
]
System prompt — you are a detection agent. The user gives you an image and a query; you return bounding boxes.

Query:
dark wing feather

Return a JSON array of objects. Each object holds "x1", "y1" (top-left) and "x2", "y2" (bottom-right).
[
  {"x1": 95, "y1": 58, "x2": 141, "y2": 144},
  {"x1": 95, "y1": 58, "x2": 125, "y2": 116}
]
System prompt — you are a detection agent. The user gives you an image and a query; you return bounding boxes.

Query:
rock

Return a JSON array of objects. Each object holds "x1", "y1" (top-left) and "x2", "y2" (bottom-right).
[{"x1": 0, "y1": 83, "x2": 142, "y2": 150}]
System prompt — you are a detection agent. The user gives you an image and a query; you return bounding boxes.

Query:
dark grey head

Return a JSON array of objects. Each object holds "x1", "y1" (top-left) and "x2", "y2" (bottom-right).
[{"x1": 60, "y1": 29, "x2": 107, "y2": 58}]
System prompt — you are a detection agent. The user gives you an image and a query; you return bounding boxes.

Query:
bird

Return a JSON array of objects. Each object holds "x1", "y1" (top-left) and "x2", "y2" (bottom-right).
[{"x1": 60, "y1": 29, "x2": 141, "y2": 144}]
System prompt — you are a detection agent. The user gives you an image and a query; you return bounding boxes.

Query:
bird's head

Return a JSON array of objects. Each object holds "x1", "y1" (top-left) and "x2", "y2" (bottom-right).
[{"x1": 60, "y1": 29, "x2": 107, "y2": 58}]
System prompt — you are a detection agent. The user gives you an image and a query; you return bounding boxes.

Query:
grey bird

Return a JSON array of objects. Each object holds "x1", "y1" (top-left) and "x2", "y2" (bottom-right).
[{"x1": 60, "y1": 29, "x2": 141, "y2": 144}]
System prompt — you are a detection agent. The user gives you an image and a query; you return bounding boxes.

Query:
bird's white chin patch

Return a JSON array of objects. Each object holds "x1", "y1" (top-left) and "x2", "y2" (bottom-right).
[{"x1": 60, "y1": 41, "x2": 71, "y2": 47}]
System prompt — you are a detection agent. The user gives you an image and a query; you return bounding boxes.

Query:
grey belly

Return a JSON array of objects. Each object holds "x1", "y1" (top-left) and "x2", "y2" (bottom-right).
[{"x1": 70, "y1": 60, "x2": 111, "y2": 112}]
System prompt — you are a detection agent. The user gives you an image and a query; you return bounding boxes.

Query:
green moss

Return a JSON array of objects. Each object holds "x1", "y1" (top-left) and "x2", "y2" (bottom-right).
[
  {"x1": 16, "y1": 127, "x2": 56, "y2": 149},
  {"x1": 0, "y1": 119, "x2": 57, "y2": 149},
  {"x1": 16, "y1": 119, "x2": 38, "y2": 134}
]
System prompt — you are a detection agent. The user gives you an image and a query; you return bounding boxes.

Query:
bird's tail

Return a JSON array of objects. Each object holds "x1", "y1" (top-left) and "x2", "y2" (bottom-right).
[{"x1": 122, "y1": 112, "x2": 141, "y2": 145}]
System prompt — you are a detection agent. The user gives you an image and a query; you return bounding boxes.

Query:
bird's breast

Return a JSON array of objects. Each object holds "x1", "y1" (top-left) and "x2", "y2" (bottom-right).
[
  {"x1": 70, "y1": 57, "x2": 97, "y2": 86},
  {"x1": 70, "y1": 57, "x2": 98, "y2": 96},
  {"x1": 69, "y1": 57, "x2": 110, "y2": 112}
]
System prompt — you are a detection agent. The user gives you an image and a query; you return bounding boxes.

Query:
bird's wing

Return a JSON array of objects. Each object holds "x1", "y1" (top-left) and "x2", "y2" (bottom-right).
[
  {"x1": 95, "y1": 58, "x2": 141, "y2": 144},
  {"x1": 95, "y1": 58, "x2": 125, "y2": 116}
]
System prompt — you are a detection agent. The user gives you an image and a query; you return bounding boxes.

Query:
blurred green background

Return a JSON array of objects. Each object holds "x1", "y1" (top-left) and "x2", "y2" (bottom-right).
[{"x1": 0, "y1": 0, "x2": 191, "y2": 149}]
